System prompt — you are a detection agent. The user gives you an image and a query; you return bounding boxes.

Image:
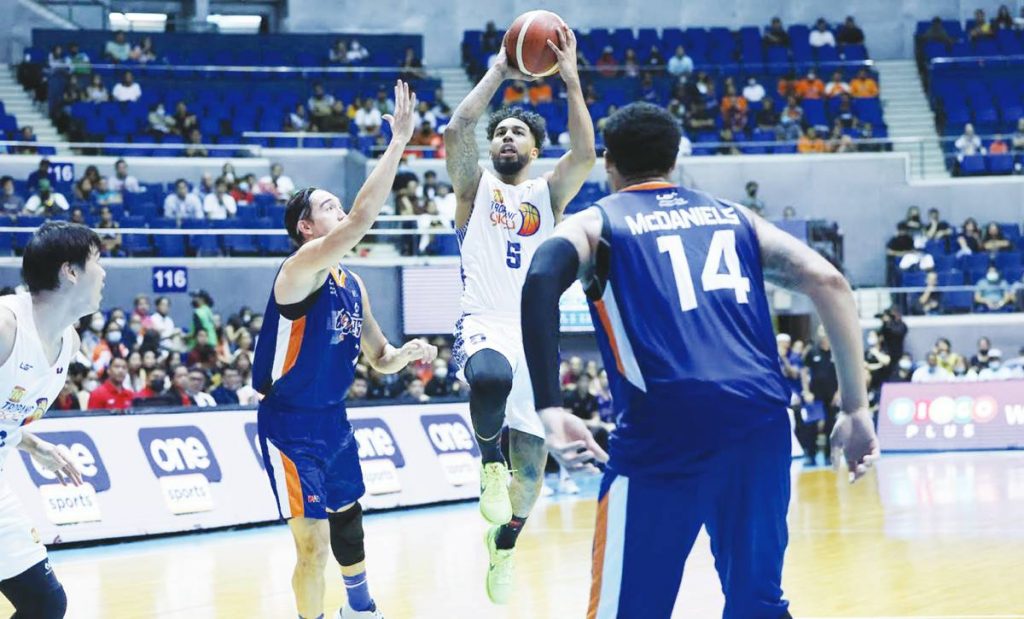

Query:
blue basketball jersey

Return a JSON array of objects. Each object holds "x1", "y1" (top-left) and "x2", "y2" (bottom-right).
[
  {"x1": 586, "y1": 182, "x2": 789, "y2": 477},
  {"x1": 253, "y1": 264, "x2": 363, "y2": 410}
]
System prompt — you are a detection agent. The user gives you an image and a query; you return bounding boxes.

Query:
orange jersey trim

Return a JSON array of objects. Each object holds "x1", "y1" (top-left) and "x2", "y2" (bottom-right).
[
  {"x1": 280, "y1": 317, "x2": 306, "y2": 377},
  {"x1": 587, "y1": 492, "x2": 611, "y2": 619},
  {"x1": 592, "y1": 300, "x2": 626, "y2": 376},
  {"x1": 620, "y1": 181, "x2": 676, "y2": 192},
  {"x1": 280, "y1": 453, "x2": 304, "y2": 518}
]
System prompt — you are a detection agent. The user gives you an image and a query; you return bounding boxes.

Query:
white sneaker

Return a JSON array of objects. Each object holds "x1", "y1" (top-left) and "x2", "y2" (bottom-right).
[
  {"x1": 479, "y1": 462, "x2": 513, "y2": 525},
  {"x1": 558, "y1": 477, "x2": 580, "y2": 495},
  {"x1": 337, "y1": 602, "x2": 384, "y2": 618}
]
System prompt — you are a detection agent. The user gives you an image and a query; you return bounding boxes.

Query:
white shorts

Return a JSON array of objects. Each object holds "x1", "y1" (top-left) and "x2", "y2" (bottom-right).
[
  {"x1": 0, "y1": 480, "x2": 47, "y2": 581},
  {"x1": 454, "y1": 313, "x2": 545, "y2": 440}
]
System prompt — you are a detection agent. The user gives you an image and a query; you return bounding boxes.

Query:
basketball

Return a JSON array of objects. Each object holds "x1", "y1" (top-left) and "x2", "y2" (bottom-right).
[{"x1": 503, "y1": 10, "x2": 567, "y2": 78}]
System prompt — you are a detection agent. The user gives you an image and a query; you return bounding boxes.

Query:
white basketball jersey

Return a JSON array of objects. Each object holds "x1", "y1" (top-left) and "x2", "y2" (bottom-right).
[
  {"x1": 458, "y1": 170, "x2": 555, "y2": 318},
  {"x1": 0, "y1": 294, "x2": 75, "y2": 476}
]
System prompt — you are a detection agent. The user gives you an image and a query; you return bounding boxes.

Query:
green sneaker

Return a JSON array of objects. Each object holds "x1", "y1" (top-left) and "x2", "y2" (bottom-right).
[
  {"x1": 485, "y1": 526, "x2": 515, "y2": 605},
  {"x1": 479, "y1": 462, "x2": 513, "y2": 525}
]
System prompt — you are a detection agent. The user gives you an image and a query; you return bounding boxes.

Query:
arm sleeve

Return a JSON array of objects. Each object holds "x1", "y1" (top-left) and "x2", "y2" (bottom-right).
[{"x1": 521, "y1": 237, "x2": 580, "y2": 411}]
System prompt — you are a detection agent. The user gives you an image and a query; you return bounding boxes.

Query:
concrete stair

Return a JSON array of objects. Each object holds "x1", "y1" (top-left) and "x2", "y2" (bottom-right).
[
  {"x1": 435, "y1": 67, "x2": 491, "y2": 154},
  {"x1": 0, "y1": 64, "x2": 66, "y2": 152},
  {"x1": 874, "y1": 60, "x2": 948, "y2": 179}
]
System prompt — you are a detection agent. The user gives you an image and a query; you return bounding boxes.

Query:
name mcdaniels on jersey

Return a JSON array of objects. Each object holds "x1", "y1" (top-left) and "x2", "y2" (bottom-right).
[{"x1": 624, "y1": 191, "x2": 742, "y2": 236}]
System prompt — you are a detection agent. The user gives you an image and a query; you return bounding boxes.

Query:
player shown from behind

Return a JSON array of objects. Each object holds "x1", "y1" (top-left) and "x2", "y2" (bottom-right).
[
  {"x1": 522, "y1": 103, "x2": 880, "y2": 618},
  {"x1": 443, "y1": 25, "x2": 595, "y2": 603},
  {"x1": 252, "y1": 81, "x2": 437, "y2": 619},
  {"x1": 1, "y1": 222, "x2": 103, "y2": 618}
]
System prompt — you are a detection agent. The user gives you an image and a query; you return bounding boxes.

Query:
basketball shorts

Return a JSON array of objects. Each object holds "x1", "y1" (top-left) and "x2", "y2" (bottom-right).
[
  {"x1": 588, "y1": 417, "x2": 792, "y2": 619},
  {"x1": 257, "y1": 402, "x2": 365, "y2": 520},
  {"x1": 454, "y1": 313, "x2": 545, "y2": 439},
  {"x1": 0, "y1": 480, "x2": 47, "y2": 581}
]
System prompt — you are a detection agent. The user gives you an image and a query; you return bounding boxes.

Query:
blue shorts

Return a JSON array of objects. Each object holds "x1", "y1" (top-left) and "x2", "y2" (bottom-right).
[
  {"x1": 588, "y1": 417, "x2": 791, "y2": 619},
  {"x1": 258, "y1": 401, "x2": 365, "y2": 520}
]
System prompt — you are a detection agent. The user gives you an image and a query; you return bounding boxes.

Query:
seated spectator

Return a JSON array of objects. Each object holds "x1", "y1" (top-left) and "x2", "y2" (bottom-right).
[
  {"x1": 86, "y1": 74, "x2": 109, "y2": 103},
  {"x1": 639, "y1": 74, "x2": 660, "y2": 103},
  {"x1": 67, "y1": 42, "x2": 91, "y2": 75},
  {"x1": 779, "y1": 96, "x2": 803, "y2": 141},
  {"x1": 643, "y1": 45, "x2": 664, "y2": 74},
  {"x1": 915, "y1": 271, "x2": 943, "y2": 315},
  {"x1": 957, "y1": 218, "x2": 983, "y2": 255},
  {"x1": 24, "y1": 179, "x2": 69, "y2": 216},
  {"x1": 1012, "y1": 118, "x2": 1024, "y2": 153},
  {"x1": 375, "y1": 87, "x2": 395, "y2": 114},
  {"x1": 48, "y1": 44, "x2": 69, "y2": 70},
  {"x1": 258, "y1": 163, "x2": 295, "y2": 202},
  {"x1": 193, "y1": 172, "x2": 215, "y2": 202},
  {"x1": 969, "y1": 9, "x2": 994, "y2": 40},
  {"x1": 203, "y1": 178, "x2": 237, "y2": 220},
  {"x1": 184, "y1": 129, "x2": 208, "y2": 158},
  {"x1": 911, "y1": 352, "x2": 954, "y2": 383},
  {"x1": 398, "y1": 378, "x2": 430, "y2": 403},
  {"x1": 901, "y1": 205, "x2": 924, "y2": 238},
  {"x1": 809, "y1": 18, "x2": 836, "y2": 48},
  {"x1": 716, "y1": 129, "x2": 741, "y2": 156},
  {"x1": 777, "y1": 70, "x2": 798, "y2": 98},
  {"x1": 989, "y1": 135, "x2": 1009, "y2": 154},
  {"x1": 596, "y1": 46, "x2": 618, "y2": 78},
  {"x1": 934, "y1": 338, "x2": 963, "y2": 374},
  {"x1": 412, "y1": 100, "x2": 438, "y2": 130},
  {"x1": 796, "y1": 69, "x2": 825, "y2": 100},
  {"x1": 231, "y1": 173, "x2": 256, "y2": 206},
  {"x1": 286, "y1": 104, "x2": 314, "y2": 132},
  {"x1": 185, "y1": 367, "x2": 217, "y2": 407},
  {"x1": 827, "y1": 122, "x2": 850, "y2": 152},
  {"x1": 87, "y1": 357, "x2": 134, "y2": 409},
  {"x1": 164, "y1": 179, "x2": 204, "y2": 220},
  {"x1": 172, "y1": 102, "x2": 196, "y2": 136},
  {"x1": 623, "y1": 48, "x2": 640, "y2": 78},
  {"x1": 307, "y1": 83, "x2": 335, "y2": 121},
  {"x1": 1, "y1": 176, "x2": 24, "y2": 215},
  {"x1": 666, "y1": 98, "x2": 686, "y2": 123},
  {"x1": 110, "y1": 159, "x2": 140, "y2": 194},
  {"x1": 104, "y1": 31, "x2": 131, "y2": 63},
  {"x1": 825, "y1": 71, "x2": 850, "y2": 98},
  {"x1": 667, "y1": 45, "x2": 694, "y2": 77},
  {"x1": 764, "y1": 17, "x2": 791, "y2": 47},
  {"x1": 14, "y1": 126, "x2": 37, "y2": 155},
  {"x1": 742, "y1": 76, "x2": 765, "y2": 103},
  {"x1": 129, "y1": 36, "x2": 156, "y2": 63},
  {"x1": 974, "y1": 264, "x2": 1014, "y2": 311},
  {"x1": 983, "y1": 222, "x2": 1013, "y2": 252},
  {"x1": 886, "y1": 223, "x2": 915, "y2": 284},
  {"x1": 96, "y1": 206, "x2": 122, "y2": 256},
  {"x1": 320, "y1": 100, "x2": 351, "y2": 133},
  {"x1": 837, "y1": 16, "x2": 865, "y2": 45},
  {"x1": 329, "y1": 39, "x2": 349, "y2": 64},
  {"x1": 740, "y1": 181, "x2": 765, "y2": 214},
  {"x1": 955, "y1": 123, "x2": 984, "y2": 162},
  {"x1": 849, "y1": 69, "x2": 879, "y2": 98},
  {"x1": 970, "y1": 337, "x2": 994, "y2": 371},
  {"x1": 584, "y1": 82, "x2": 601, "y2": 106},
  {"x1": 857, "y1": 122, "x2": 883, "y2": 152},
  {"x1": 111, "y1": 71, "x2": 141, "y2": 103},
  {"x1": 355, "y1": 98, "x2": 383, "y2": 135},
  {"x1": 720, "y1": 82, "x2": 748, "y2": 132},
  {"x1": 756, "y1": 97, "x2": 781, "y2": 131},
  {"x1": 684, "y1": 100, "x2": 715, "y2": 135},
  {"x1": 529, "y1": 77, "x2": 554, "y2": 104},
  {"x1": 211, "y1": 366, "x2": 244, "y2": 405},
  {"x1": 924, "y1": 208, "x2": 952, "y2": 242},
  {"x1": 409, "y1": 121, "x2": 443, "y2": 153},
  {"x1": 400, "y1": 47, "x2": 425, "y2": 81},
  {"x1": 798, "y1": 127, "x2": 827, "y2": 153},
  {"x1": 347, "y1": 39, "x2": 370, "y2": 63},
  {"x1": 835, "y1": 94, "x2": 859, "y2": 129},
  {"x1": 61, "y1": 74, "x2": 85, "y2": 108},
  {"x1": 94, "y1": 177, "x2": 121, "y2": 207},
  {"x1": 503, "y1": 80, "x2": 527, "y2": 105},
  {"x1": 994, "y1": 5, "x2": 1015, "y2": 29}
]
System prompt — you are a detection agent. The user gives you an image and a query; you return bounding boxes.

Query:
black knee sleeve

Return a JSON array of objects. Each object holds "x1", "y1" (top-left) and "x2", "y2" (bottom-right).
[
  {"x1": 465, "y1": 349, "x2": 513, "y2": 439},
  {"x1": 328, "y1": 503, "x2": 365, "y2": 567},
  {"x1": 0, "y1": 559, "x2": 67, "y2": 619}
]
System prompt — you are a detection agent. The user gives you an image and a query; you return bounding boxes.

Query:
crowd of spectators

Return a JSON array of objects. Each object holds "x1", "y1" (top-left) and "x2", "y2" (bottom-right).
[{"x1": 952, "y1": 121, "x2": 1024, "y2": 175}]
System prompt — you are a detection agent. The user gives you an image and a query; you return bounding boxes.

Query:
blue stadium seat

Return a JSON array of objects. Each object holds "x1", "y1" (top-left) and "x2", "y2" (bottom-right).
[
  {"x1": 995, "y1": 251, "x2": 1022, "y2": 270},
  {"x1": 959, "y1": 155, "x2": 987, "y2": 175},
  {"x1": 943, "y1": 290, "x2": 974, "y2": 313},
  {"x1": 988, "y1": 154, "x2": 1015, "y2": 175}
]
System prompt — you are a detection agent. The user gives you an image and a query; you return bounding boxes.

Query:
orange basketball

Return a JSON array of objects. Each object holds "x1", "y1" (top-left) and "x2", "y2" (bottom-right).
[{"x1": 503, "y1": 10, "x2": 567, "y2": 78}]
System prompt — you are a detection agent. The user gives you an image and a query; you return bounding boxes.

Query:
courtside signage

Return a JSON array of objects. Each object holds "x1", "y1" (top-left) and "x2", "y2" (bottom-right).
[
  {"x1": 138, "y1": 426, "x2": 221, "y2": 515},
  {"x1": 420, "y1": 413, "x2": 480, "y2": 487},
  {"x1": 351, "y1": 418, "x2": 403, "y2": 496},
  {"x1": 19, "y1": 430, "x2": 109, "y2": 525}
]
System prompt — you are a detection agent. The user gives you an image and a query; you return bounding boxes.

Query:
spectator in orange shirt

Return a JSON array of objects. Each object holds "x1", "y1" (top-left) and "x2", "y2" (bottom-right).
[
  {"x1": 798, "y1": 127, "x2": 827, "y2": 153},
  {"x1": 409, "y1": 120, "x2": 444, "y2": 152},
  {"x1": 850, "y1": 68, "x2": 879, "y2": 98},
  {"x1": 989, "y1": 135, "x2": 1009, "y2": 155},
  {"x1": 796, "y1": 70, "x2": 825, "y2": 99},
  {"x1": 777, "y1": 70, "x2": 798, "y2": 98},
  {"x1": 529, "y1": 77, "x2": 553, "y2": 105},
  {"x1": 824, "y1": 71, "x2": 850, "y2": 98},
  {"x1": 502, "y1": 80, "x2": 527, "y2": 105},
  {"x1": 720, "y1": 82, "x2": 749, "y2": 132}
]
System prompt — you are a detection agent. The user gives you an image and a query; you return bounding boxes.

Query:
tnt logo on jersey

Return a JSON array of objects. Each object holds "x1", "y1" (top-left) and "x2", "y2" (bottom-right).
[
  {"x1": 138, "y1": 426, "x2": 221, "y2": 515},
  {"x1": 488, "y1": 191, "x2": 541, "y2": 237},
  {"x1": 0, "y1": 386, "x2": 37, "y2": 424},
  {"x1": 420, "y1": 413, "x2": 480, "y2": 487},
  {"x1": 329, "y1": 303, "x2": 363, "y2": 344},
  {"x1": 19, "y1": 430, "x2": 108, "y2": 525},
  {"x1": 351, "y1": 417, "x2": 405, "y2": 498}
]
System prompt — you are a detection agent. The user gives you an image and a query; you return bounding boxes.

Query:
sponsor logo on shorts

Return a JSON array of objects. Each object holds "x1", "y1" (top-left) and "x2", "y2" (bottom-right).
[
  {"x1": 138, "y1": 426, "x2": 223, "y2": 482},
  {"x1": 19, "y1": 430, "x2": 111, "y2": 492}
]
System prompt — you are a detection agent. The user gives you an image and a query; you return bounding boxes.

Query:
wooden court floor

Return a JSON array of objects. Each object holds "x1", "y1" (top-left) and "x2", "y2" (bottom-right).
[{"x1": 3, "y1": 452, "x2": 1023, "y2": 618}]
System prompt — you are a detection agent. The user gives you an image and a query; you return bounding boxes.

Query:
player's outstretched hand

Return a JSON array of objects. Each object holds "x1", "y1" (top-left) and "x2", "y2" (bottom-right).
[
  {"x1": 830, "y1": 409, "x2": 880, "y2": 484},
  {"x1": 539, "y1": 407, "x2": 608, "y2": 473},
  {"x1": 495, "y1": 46, "x2": 538, "y2": 83},
  {"x1": 546, "y1": 25, "x2": 580, "y2": 85},
  {"x1": 400, "y1": 338, "x2": 438, "y2": 364},
  {"x1": 383, "y1": 80, "x2": 418, "y2": 145},
  {"x1": 33, "y1": 442, "x2": 83, "y2": 487}
]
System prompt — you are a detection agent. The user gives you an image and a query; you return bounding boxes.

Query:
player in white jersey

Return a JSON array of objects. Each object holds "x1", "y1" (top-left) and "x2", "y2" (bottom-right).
[
  {"x1": 443, "y1": 25, "x2": 595, "y2": 604},
  {"x1": 1, "y1": 222, "x2": 105, "y2": 618}
]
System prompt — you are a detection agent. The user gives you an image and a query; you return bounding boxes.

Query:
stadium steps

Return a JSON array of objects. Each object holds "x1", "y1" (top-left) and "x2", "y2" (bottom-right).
[
  {"x1": 0, "y1": 64, "x2": 67, "y2": 153},
  {"x1": 435, "y1": 67, "x2": 491, "y2": 154},
  {"x1": 874, "y1": 60, "x2": 949, "y2": 179}
]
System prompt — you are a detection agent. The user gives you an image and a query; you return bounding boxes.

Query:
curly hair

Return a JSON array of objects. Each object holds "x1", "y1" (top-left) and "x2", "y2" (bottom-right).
[
  {"x1": 602, "y1": 102, "x2": 680, "y2": 177},
  {"x1": 487, "y1": 106, "x2": 547, "y2": 149}
]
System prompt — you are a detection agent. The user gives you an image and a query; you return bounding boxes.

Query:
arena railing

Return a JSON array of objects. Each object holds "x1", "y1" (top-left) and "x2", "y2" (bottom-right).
[{"x1": 853, "y1": 283, "x2": 1024, "y2": 318}]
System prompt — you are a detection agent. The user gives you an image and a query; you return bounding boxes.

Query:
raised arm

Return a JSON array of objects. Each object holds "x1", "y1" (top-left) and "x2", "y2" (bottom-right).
[
  {"x1": 745, "y1": 207, "x2": 879, "y2": 480},
  {"x1": 543, "y1": 26, "x2": 597, "y2": 216},
  {"x1": 353, "y1": 273, "x2": 437, "y2": 374}
]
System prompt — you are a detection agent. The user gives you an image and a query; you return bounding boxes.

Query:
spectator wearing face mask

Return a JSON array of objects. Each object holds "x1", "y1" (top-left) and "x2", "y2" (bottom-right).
[
  {"x1": 970, "y1": 337, "x2": 993, "y2": 371},
  {"x1": 864, "y1": 330, "x2": 891, "y2": 393},
  {"x1": 890, "y1": 354, "x2": 914, "y2": 382},
  {"x1": 91, "y1": 321, "x2": 128, "y2": 374},
  {"x1": 87, "y1": 357, "x2": 136, "y2": 409},
  {"x1": 424, "y1": 359, "x2": 453, "y2": 397},
  {"x1": 911, "y1": 352, "x2": 954, "y2": 383}
]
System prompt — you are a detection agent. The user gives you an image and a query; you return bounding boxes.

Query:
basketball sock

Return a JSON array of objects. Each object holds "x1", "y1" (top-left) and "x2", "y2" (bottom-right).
[
  {"x1": 343, "y1": 570, "x2": 373, "y2": 612},
  {"x1": 495, "y1": 515, "x2": 527, "y2": 550},
  {"x1": 476, "y1": 430, "x2": 504, "y2": 464}
]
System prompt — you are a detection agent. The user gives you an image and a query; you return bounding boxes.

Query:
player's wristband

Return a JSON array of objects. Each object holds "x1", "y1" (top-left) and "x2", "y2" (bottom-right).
[{"x1": 522, "y1": 237, "x2": 580, "y2": 411}]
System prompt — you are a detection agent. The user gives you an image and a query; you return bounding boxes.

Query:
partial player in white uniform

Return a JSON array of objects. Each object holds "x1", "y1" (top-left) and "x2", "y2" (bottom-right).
[
  {"x1": 443, "y1": 25, "x2": 596, "y2": 604},
  {"x1": 0, "y1": 222, "x2": 104, "y2": 618}
]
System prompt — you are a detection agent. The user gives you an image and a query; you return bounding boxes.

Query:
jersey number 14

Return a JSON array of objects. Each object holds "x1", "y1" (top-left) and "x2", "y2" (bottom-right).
[{"x1": 657, "y1": 230, "x2": 751, "y2": 311}]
